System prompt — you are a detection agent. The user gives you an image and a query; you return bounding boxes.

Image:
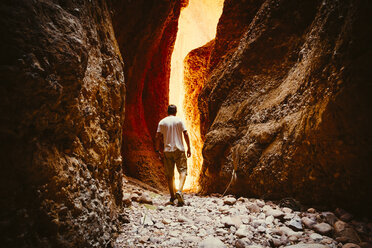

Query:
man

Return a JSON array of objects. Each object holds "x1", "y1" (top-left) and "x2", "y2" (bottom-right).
[{"x1": 155, "y1": 104, "x2": 191, "y2": 206}]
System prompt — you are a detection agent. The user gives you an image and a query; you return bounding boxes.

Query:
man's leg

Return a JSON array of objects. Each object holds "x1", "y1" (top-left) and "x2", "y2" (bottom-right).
[
  {"x1": 167, "y1": 176, "x2": 176, "y2": 200},
  {"x1": 164, "y1": 152, "x2": 176, "y2": 202},
  {"x1": 175, "y1": 150, "x2": 187, "y2": 206},
  {"x1": 178, "y1": 172, "x2": 187, "y2": 192}
]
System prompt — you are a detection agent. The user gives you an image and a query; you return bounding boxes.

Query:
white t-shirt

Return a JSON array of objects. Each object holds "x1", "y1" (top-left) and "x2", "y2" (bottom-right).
[{"x1": 157, "y1": 115, "x2": 187, "y2": 152}]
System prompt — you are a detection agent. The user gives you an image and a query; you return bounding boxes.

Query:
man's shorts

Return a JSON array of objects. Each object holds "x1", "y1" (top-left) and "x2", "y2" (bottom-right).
[{"x1": 163, "y1": 149, "x2": 187, "y2": 179}]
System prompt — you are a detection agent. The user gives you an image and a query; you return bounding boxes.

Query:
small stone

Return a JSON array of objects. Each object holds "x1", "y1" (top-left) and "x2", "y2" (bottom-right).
[
  {"x1": 221, "y1": 216, "x2": 241, "y2": 228},
  {"x1": 169, "y1": 230, "x2": 179, "y2": 237},
  {"x1": 196, "y1": 215, "x2": 212, "y2": 223},
  {"x1": 302, "y1": 216, "x2": 316, "y2": 228},
  {"x1": 256, "y1": 199, "x2": 265, "y2": 207},
  {"x1": 313, "y1": 223, "x2": 333, "y2": 235},
  {"x1": 288, "y1": 217, "x2": 303, "y2": 231},
  {"x1": 138, "y1": 193, "x2": 153, "y2": 204},
  {"x1": 198, "y1": 229, "x2": 207, "y2": 237},
  {"x1": 141, "y1": 215, "x2": 153, "y2": 225},
  {"x1": 279, "y1": 226, "x2": 303, "y2": 237},
  {"x1": 184, "y1": 235, "x2": 200, "y2": 243},
  {"x1": 122, "y1": 193, "x2": 132, "y2": 207},
  {"x1": 310, "y1": 232, "x2": 323, "y2": 241},
  {"x1": 235, "y1": 239, "x2": 249, "y2": 248},
  {"x1": 270, "y1": 238, "x2": 283, "y2": 247},
  {"x1": 251, "y1": 219, "x2": 265, "y2": 228},
  {"x1": 342, "y1": 244, "x2": 361, "y2": 248},
  {"x1": 246, "y1": 203, "x2": 260, "y2": 213},
  {"x1": 162, "y1": 218, "x2": 172, "y2": 224},
  {"x1": 258, "y1": 212, "x2": 266, "y2": 219},
  {"x1": 334, "y1": 220, "x2": 348, "y2": 233},
  {"x1": 334, "y1": 222, "x2": 360, "y2": 244},
  {"x1": 199, "y1": 236, "x2": 225, "y2": 248},
  {"x1": 322, "y1": 212, "x2": 338, "y2": 226},
  {"x1": 139, "y1": 235, "x2": 149, "y2": 243},
  {"x1": 340, "y1": 213, "x2": 353, "y2": 222},
  {"x1": 216, "y1": 228, "x2": 228, "y2": 235},
  {"x1": 131, "y1": 193, "x2": 139, "y2": 201},
  {"x1": 262, "y1": 205, "x2": 272, "y2": 212},
  {"x1": 321, "y1": 238, "x2": 334, "y2": 245},
  {"x1": 221, "y1": 216, "x2": 235, "y2": 227},
  {"x1": 257, "y1": 226, "x2": 266, "y2": 233},
  {"x1": 235, "y1": 225, "x2": 250, "y2": 238},
  {"x1": 285, "y1": 245, "x2": 328, "y2": 248},
  {"x1": 154, "y1": 222, "x2": 165, "y2": 229},
  {"x1": 178, "y1": 215, "x2": 190, "y2": 222},
  {"x1": 307, "y1": 208, "x2": 316, "y2": 213},
  {"x1": 168, "y1": 237, "x2": 181, "y2": 246},
  {"x1": 282, "y1": 207, "x2": 292, "y2": 213},
  {"x1": 284, "y1": 212, "x2": 294, "y2": 220},
  {"x1": 288, "y1": 235, "x2": 298, "y2": 242},
  {"x1": 224, "y1": 197, "x2": 237, "y2": 205},
  {"x1": 265, "y1": 215, "x2": 274, "y2": 225},
  {"x1": 266, "y1": 209, "x2": 285, "y2": 218}
]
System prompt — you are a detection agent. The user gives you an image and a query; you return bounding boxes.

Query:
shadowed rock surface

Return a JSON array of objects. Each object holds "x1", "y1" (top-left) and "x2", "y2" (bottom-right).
[{"x1": 198, "y1": 0, "x2": 372, "y2": 215}]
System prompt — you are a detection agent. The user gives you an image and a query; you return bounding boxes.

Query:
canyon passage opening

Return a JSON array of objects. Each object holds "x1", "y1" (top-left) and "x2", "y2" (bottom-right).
[{"x1": 169, "y1": 0, "x2": 224, "y2": 192}]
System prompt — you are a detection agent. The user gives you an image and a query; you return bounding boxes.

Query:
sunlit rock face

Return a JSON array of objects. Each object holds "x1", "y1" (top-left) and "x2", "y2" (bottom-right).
[
  {"x1": 0, "y1": 1, "x2": 126, "y2": 246},
  {"x1": 183, "y1": 40, "x2": 214, "y2": 191},
  {"x1": 199, "y1": 0, "x2": 372, "y2": 215},
  {"x1": 112, "y1": 0, "x2": 185, "y2": 189}
]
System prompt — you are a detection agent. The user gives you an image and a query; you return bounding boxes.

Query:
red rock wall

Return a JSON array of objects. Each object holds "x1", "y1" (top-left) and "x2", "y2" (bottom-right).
[
  {"x1": 0, "y1": 0, "x2": 185, "y2": 246},
  {"x1": 112, "y1": 0, "x2": 185, "y2": 189},
  {"x1": 198, "y1": 0, "x2": 372, "y2": 215}
]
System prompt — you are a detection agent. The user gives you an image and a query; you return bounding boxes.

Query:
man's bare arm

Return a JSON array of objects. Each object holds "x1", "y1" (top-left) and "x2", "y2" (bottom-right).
[
  {"x1": 155, "y1": 132, "x2": 163, "y2": 159},
  {"x1": 183, "y1": 130, "x2": 191, "y2": 158}
]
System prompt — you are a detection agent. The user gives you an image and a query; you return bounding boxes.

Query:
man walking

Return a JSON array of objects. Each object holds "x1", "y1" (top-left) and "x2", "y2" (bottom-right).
[{"x1": 155, "y1": 104, "x2": 191, "y2": 206}]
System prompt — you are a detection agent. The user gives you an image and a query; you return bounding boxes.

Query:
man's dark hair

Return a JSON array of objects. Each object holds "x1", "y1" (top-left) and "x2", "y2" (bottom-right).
[{"x1": 168, "y1": 104, "x2": 177, "y2": 115}]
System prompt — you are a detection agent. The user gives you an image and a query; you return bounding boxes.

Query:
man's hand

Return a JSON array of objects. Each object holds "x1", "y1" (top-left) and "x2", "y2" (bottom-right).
[
  {"x1": 156, "y1": 150, "x2": 163, "y2": 161},
  {"x1": 183, "y1": 130, "x2": 192, "y2": 158}
]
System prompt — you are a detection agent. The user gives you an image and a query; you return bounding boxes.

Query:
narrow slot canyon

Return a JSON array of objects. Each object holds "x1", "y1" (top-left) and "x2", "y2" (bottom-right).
[
  {"x1": 0, "y1": 0, "x2": 371, "y2": 247},
  {"x1": 169, "y1": 0, "x2": 224, "y2": 192}
]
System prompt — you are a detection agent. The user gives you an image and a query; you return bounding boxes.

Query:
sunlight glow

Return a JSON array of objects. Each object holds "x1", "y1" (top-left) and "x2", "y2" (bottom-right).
[{"x1": 170, "y1": 0, "x2": 224, "y2": 192}]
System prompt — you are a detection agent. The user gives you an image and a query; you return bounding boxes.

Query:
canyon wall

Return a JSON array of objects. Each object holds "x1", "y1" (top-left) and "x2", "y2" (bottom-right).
[
  {"x1": 0, "y1": 1, "x2": 125, "y2": 246},
  {"x1": 113, "y1": 0, "x2": 186, "y2": 189},
  {"x1": 197, "y1": 0, "x2": 372, "y2": 214},
  {"x1": 183, "y1": 40, "x2": 214, "y2": 190},
  {"x1": 0, "y1": 0, "x2": 186, "y2": 246}
]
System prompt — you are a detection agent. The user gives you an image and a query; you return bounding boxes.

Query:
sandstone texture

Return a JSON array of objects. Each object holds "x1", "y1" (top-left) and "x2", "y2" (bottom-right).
[
  {"x1": 0, "y1": 1, "x2": 123, "y2": 246},
  {"x1": 197, "y1": 0, "x2": 372, "y2": 215},
  {"x1": 113, "y1": 0, "x2": 186, "y2": 189}
]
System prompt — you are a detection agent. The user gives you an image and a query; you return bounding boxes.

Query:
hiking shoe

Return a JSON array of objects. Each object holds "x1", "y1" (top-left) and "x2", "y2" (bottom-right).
[
  {"x1": 176, "y1": 191, "x2": 184, "y2": 206},
  {"x1": 166, "y1": 197, "x2": 176, "y2": 206}
]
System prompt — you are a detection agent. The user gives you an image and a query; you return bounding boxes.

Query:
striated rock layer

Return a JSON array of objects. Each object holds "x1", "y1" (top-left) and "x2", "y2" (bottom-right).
[
  {"x1": 113, "y1": 0, "x2": 186, "y2": 189},
  {"x1": 0, "y1": 1, "x2": 125, "y2": 246},
  {"x1": 198, "y1": 0, "x2": 372, "y2": 214}
]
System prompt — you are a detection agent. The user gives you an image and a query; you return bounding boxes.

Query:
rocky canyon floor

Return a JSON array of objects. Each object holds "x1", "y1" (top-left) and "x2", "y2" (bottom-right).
[{"x1": 114, "y1": 178, "x2": 372, "y2": 248}]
